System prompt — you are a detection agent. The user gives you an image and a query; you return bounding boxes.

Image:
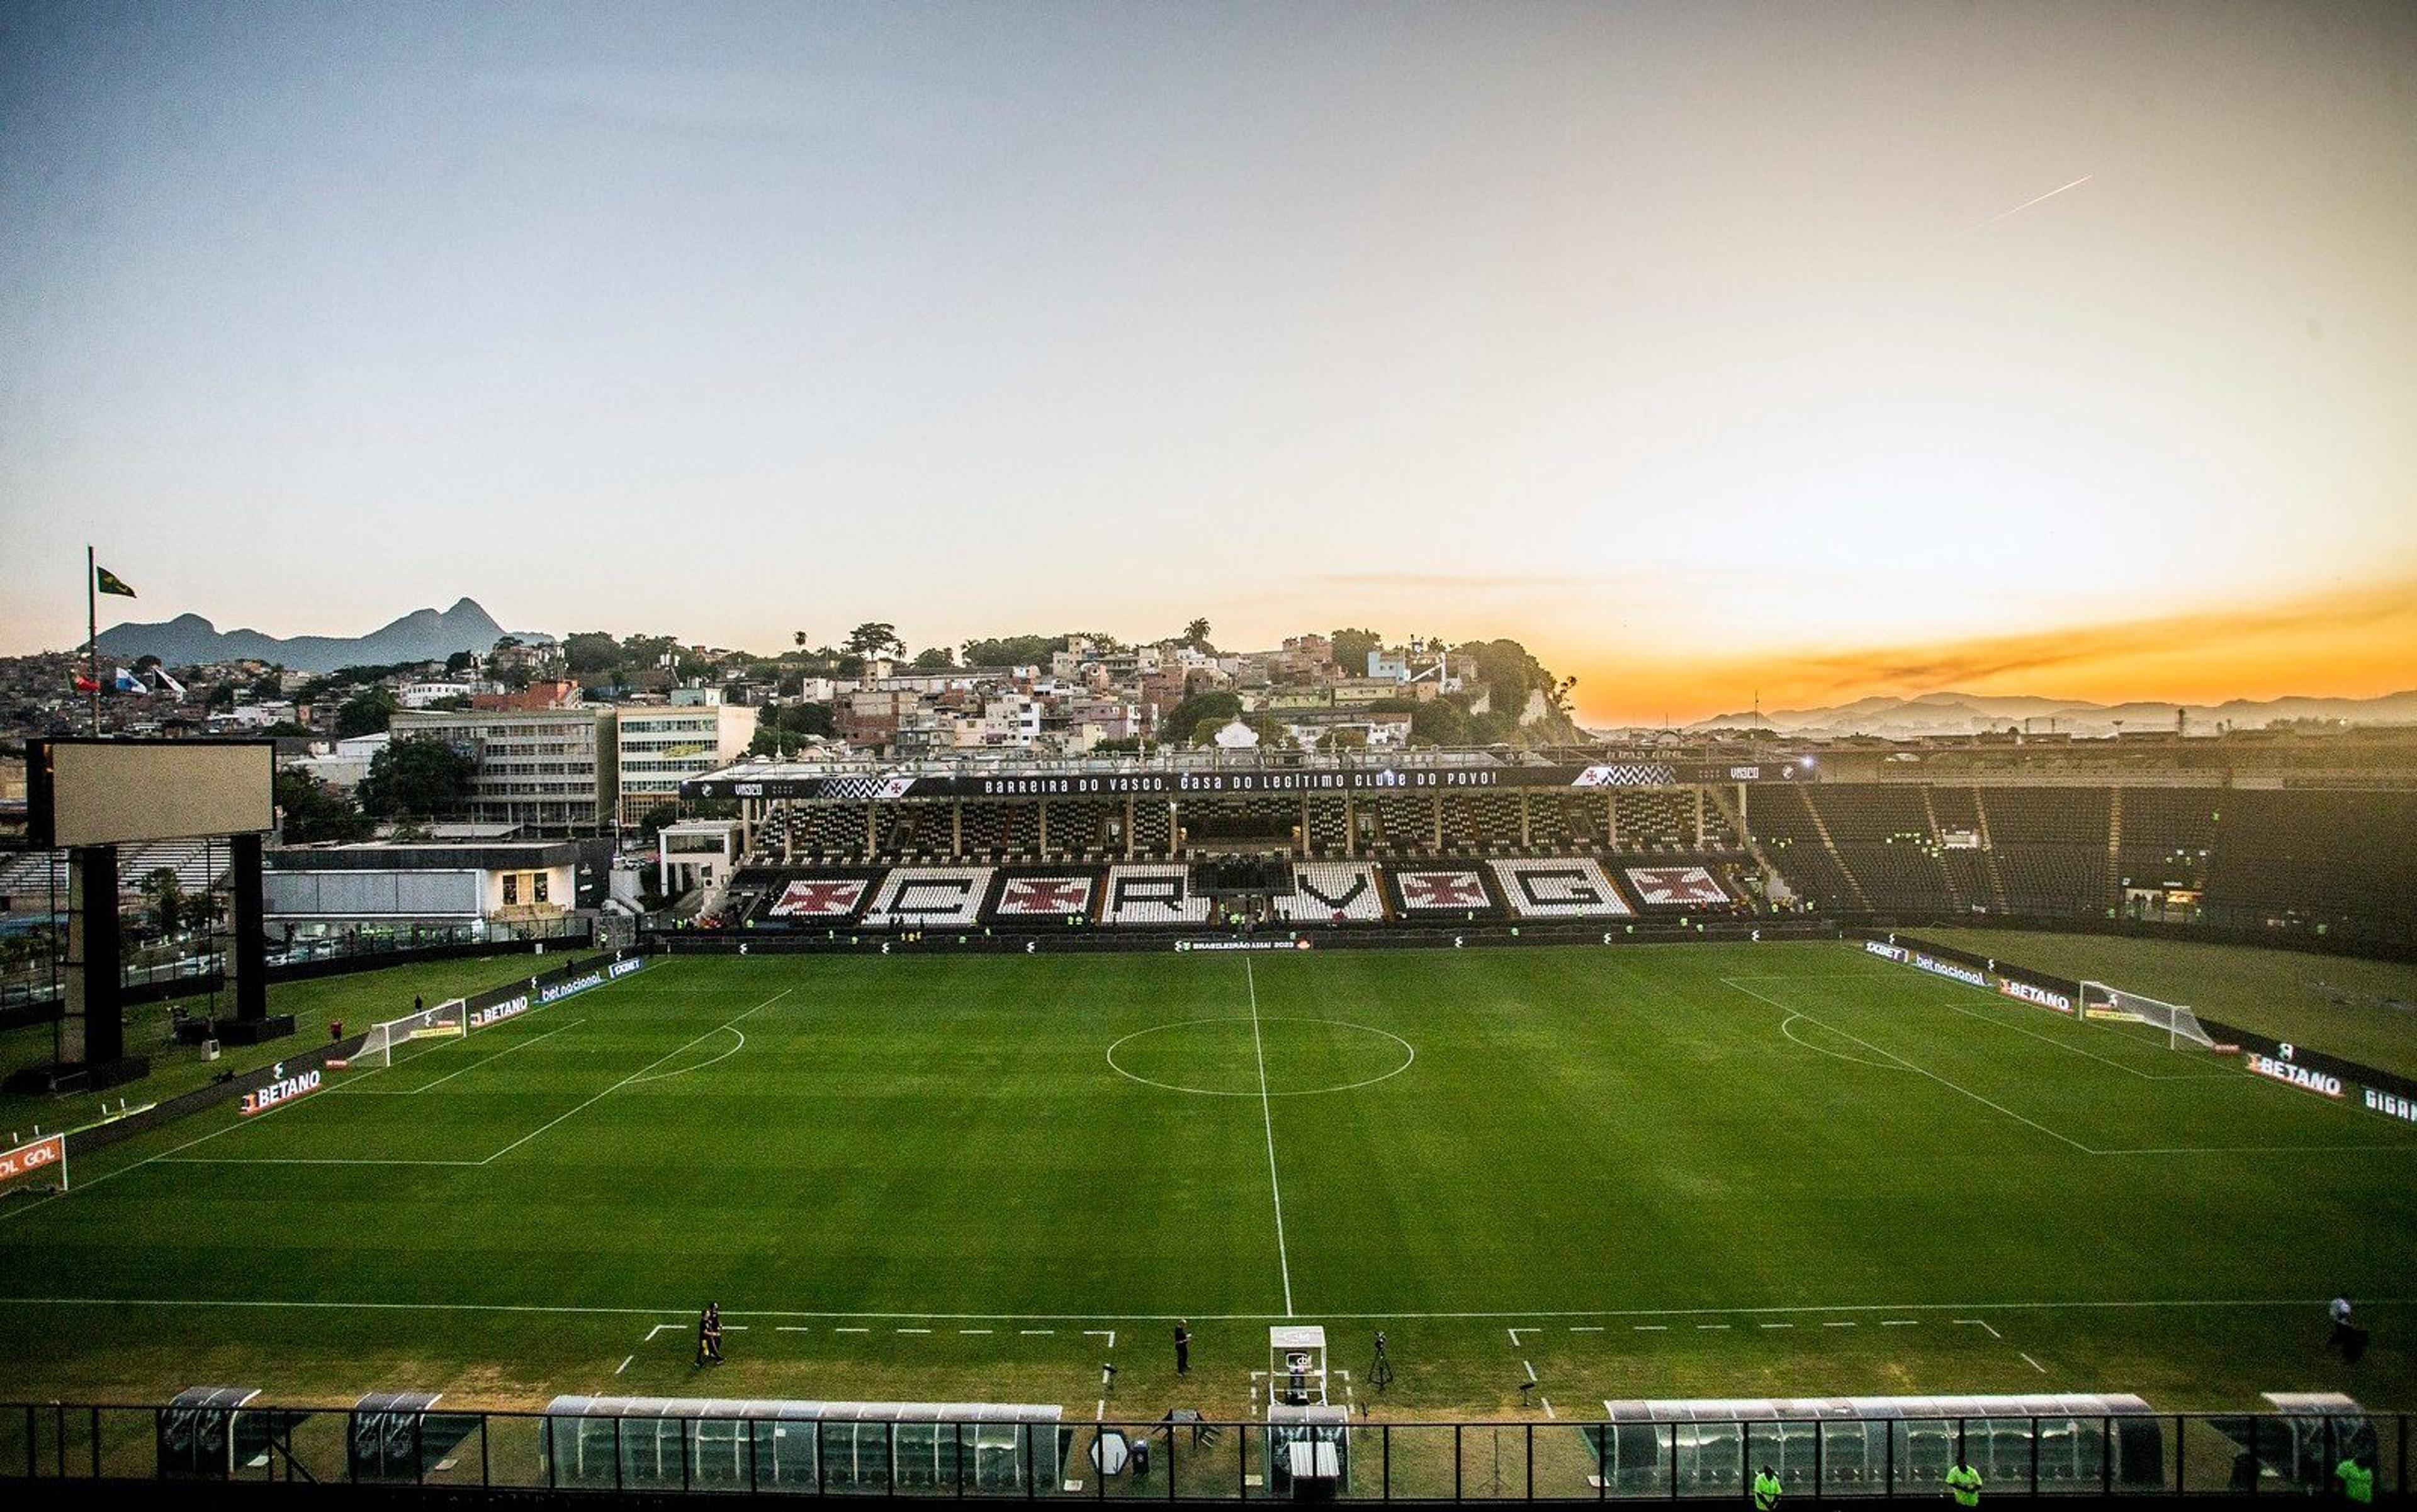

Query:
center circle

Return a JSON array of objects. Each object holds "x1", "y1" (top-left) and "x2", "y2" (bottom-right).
[{"x1": 1107, "y1": 1017, "x2": 1416, "y2": 1098}]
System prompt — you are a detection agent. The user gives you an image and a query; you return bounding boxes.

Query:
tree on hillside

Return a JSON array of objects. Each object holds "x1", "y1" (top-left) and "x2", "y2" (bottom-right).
[
  {"x1": 959, "y1": 634, "x2": 1064, "y2": 668},
  {"x1": 359, "y1": 735, "x2": 475, "y2": 820},
  {"x1": 1183, "y1": 618, "x2": 1214, "y2": 653},
  {"x1": 274, "y1": 770, "x2": 373, "y2": 844},
  {"x1": 1331, "y1": 628, "x2": 1382, "y2": 674},
  {"x1": 747, "y1": 701, "x2": 838, "y2": 758},
  {"x1": 1161, "y1": 689, "x2": 1242, "y2": 744},
  {"x1": 562, "y1": 631, "x2": 621, "y2": 675},
  {"x1": 845, "y1": 623, "x2": 905, "y2": 658},
  {"x1": 912, "y1": 646, "x2": 953, "y2": 671},
  {"x1": 335, "y1": 686, "x2": 398, "y2": 738}
]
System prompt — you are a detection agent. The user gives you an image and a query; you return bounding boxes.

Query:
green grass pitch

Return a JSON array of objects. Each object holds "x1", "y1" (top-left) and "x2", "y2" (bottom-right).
[{"x1": 0, "y1": 940, "x2": 2409, "y2": 1419}]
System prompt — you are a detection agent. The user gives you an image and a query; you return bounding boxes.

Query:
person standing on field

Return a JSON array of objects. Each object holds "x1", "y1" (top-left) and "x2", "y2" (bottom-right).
[
  {"x1": 1752, "y1": 1464, "x2": 1782, "y2": 1512},
  {"x1": 1173, "y1": 1321, "x2": 1192, "y2": 1376},
  {"x1": 1946, "y1": 1457, "x2": 1982, "y2": 1508}
]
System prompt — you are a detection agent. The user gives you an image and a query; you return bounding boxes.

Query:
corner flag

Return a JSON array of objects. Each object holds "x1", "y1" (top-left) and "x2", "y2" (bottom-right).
[{"x1": 94, "y1": 566, "x2": 137, "y2": 597}]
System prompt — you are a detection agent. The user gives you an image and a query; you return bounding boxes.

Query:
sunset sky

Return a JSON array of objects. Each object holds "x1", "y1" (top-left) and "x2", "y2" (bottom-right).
[{"x1": 3, "y1": 1, "x2": 2413, "y2": 725}]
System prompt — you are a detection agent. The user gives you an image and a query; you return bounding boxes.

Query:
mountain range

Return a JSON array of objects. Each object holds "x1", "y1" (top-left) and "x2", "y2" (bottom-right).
[
  {"x1": 95, "y1": 599, "x2": 539, "y2": 674},
  {"x1": 1680, "y1": 689, "x2": 2417, "y2": 738}
]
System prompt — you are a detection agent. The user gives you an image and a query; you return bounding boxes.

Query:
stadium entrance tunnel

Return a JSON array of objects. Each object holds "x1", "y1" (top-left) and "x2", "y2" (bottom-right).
[{"x1": 1107, "y1": 1017, "x2": 1414, "y2": 1097}]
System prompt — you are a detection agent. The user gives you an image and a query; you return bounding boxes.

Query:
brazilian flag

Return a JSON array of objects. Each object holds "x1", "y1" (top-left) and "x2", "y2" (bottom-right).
[{"x1": 95, "y1": 565, "x2": 136, "y2": 598}]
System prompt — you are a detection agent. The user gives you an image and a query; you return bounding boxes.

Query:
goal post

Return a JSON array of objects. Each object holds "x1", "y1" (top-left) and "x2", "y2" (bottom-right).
[
  {"x1": 344, "y1": 998, "x2": 468, "y2": 1069},
  {"x1": 2081, "y1": 981, "x2": 2227, "y2": 1052}
]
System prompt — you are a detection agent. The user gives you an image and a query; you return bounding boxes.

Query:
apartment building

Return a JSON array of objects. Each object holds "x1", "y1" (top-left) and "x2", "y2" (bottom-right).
[
  {"x1": 615, "y1": 699, "x2": 758, "y2": 826},
  {"x1": 390, "y1": 706, "x2": 618, "y2": 835}
]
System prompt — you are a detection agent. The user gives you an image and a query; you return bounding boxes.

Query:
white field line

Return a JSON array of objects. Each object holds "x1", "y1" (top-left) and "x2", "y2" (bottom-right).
[
  {"x1": 1955, "y1": 1319, "x2": 2003, "y2": 1339},
  {"x1": 1506, "y1": 1328, "x2": 1528, "y2": 1346},
  {"x1": 626, "y1": 1025, "x2": 746, "y2": 1085},
  {"x1": 1083, "y1": 1329, "x2": 1116, "y2": 1347},
  {"x1": 777, "y1": 1326, "x2": 811, "y2": 1333},
  {"x1": 1725, "y1": 978, "x2": 2095, "y2": 1153},
  {"x1": 335, "y1": 1020, "x2": 584, "y2": 1096},
  {"x1": 1570, "y1": 1326, "x2": 1603, "y2": 1333},
  {"x1": 1523, "y1": 1360, "x2": 1536, "y2": 1382},
  {"x1": 1939, "y1": 1001, "x2": 2231, "y2": 1083},
  {"x1": 476, "y1": 990, "x2": 791, "y2": 1166},
  {"x1": 2020, "y1": 1352, "x2": 2049, "y2": 1374},
  {"x1": 1540, "y1": 1397, "x2": 1555, "y2": 1419},
  {"x1": 0, "y1": 1295, "x2": 2401, "y2": 1324},
  {"x1": 616, "y1": 1355, "x2": 633, "y2": 1375},
  {"x1": 1242, "y1": 956, "x2": 1293, "y2": 1317},
  {"x1": 0, "y1": 962, "x2": 663, "y2": 1223},
  {"x1": 157, "y1": 1156, "x2": 485, "y2": 1167}
]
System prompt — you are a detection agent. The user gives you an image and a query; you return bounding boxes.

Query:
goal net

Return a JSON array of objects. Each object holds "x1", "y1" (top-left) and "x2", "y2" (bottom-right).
[
  {"x1": 2080, "y1": 982, "x2": 2227, "y2": 1051},
  {"x1": 346, "y1": 998, "x2": 467, "y2": 1069}
]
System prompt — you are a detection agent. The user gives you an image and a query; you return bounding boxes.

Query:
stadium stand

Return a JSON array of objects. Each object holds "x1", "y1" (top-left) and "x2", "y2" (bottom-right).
[
  {"x1": 988, "y1": 869, "x2": 1101, "y2": 922},
  {"x1": 2202, "y1": 788, "x2": 2417, "y2": 941},
  {"x1": 1272, "y1": 862, "x2": 1386, "y2": 922},
  {"x1": 1612, "y1": 789, "x2": 1693, "y2": 852},
  {"x1": 1305, "y1": 798, "x2": 1350, "y2": 857},
  {"x1": 864, "y1": 866, "x2": 996, "y2": 928},
  {"x1": 0, "y1": 849, "x2": 70, "y2": 898},
  {"x1": 799, "y1": 804, "x2": 869, "y2": 860},
  {"x1": 1557, "y1": 794, "x2": 1613, "y2": 851},
  {"x1": 959, "y1": 803, "x2": 1011, "y2": 859},
  {"x1": 1388, "y1": 865, "x2": 1501, "y2": 918},
  {"x1": 1363, "y1": 796, "x2": 1430, "y2": 857},
  {"x1": 1100, "y1": 864, "x2": 1212, "y2": 924},
  {"x1": 2115, "y1": 787, "x2": 2219, "y2": 891},
  {"x1": 1000, "y1": 804, "x2": 1040, "y2": 859},
  {"x1": 1745, "y1": 785, "x2": 1863, "y2": 910},
  {"x1": 1623, "y1": 865, "x2": 1730, "y2": 908},
  {"x1": 754, "y1": 870, "x2": 884, "y2": 925},
  {"x1": 695, "y1": 765, "x2": 2414, "y2": 944},
  {"x1": 1130, "y1": 801, "x2": 1173, "y2": 859},
  {"x1": 1807, "y1": 785, "x2": 1955, "y2": 913},
  {"x1": 1044, "y1": 801, "x2": 1117, "y2": 860},
  {"x1": 1487, "y1": 857, "x2": 1632, "y2": 918},
  {"x1": 1978, "y1": 786, "x2": 2112, "y2": 918}
]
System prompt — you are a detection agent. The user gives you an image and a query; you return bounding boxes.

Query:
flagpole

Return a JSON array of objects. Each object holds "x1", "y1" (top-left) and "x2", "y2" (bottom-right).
[{"x1": 86, "y1": 544, "x2": 99, "y2": 736}]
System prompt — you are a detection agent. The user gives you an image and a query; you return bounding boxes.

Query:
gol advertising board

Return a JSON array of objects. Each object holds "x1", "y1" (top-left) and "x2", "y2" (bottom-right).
[{"x1": 0, "y1": 1133, "x2": 65, "y2": 1188}]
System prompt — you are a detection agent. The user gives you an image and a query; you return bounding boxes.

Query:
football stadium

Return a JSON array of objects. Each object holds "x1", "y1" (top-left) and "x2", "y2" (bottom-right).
[{"x1": 1, "y1": 741, "x2": 2411, "y2": 1500}]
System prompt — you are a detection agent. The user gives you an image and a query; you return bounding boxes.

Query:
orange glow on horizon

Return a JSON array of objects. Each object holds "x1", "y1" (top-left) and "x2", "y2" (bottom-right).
[{"x1": 1562, "y1": 577, "x2": 2417, "y2": 727}]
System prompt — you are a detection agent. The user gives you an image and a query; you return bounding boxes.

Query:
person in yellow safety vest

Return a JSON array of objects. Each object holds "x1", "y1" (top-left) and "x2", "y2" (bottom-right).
[
  {"x1": 1946, "y1": 1458, "x2": 1983, "y2": 1508},
  {"x1": 1752, "y1": 1465, "x2": 1783, "y2": 1512},
  {"x1": 2335, "y1": 1455, "x2": 2373, "y2": 1505}
]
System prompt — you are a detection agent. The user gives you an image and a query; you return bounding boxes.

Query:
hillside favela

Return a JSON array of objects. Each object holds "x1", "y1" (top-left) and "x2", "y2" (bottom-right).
[{"x1": 1, "y1": 3, "x2": 2413, "y2": 1509}]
